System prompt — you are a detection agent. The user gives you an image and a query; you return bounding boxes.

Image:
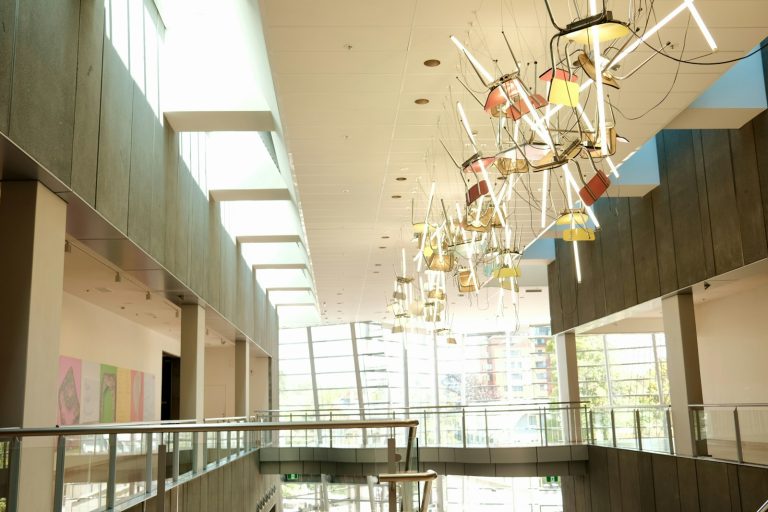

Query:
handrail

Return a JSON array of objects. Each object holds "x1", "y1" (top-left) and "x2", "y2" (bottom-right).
[
  {"x1": 689, "y1": 403, "x2": 768, "y2": 408},
  {"x1": 592, "y1": 405, "x2": 670, "y2": 410},
  {"x1": 267, "y1": 405, "x2": 584, "y2": 418},
  {"x1": 757, "y1": 497, "x2": 768, "y2": 512},
  {"x1": 376, "y1": 470, "x2": 438, "y2": 483},
  {"x1": 255, "y1": 400, "x2": 589, "y2": 414},
  {"x1": 0, "y1": 419, "x2": 419, "y2": 437},
  {"x1": 377, "y1": 470, "x2": 438, "y2": 512}
]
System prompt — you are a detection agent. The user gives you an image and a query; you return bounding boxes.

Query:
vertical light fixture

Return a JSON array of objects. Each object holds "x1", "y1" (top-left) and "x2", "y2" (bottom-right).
[
  {"x1": 457, "y1": 102, "x2": 505, "y2": 227},
  {"x1": 565, "y1": 173, "x2": 583, "y2": 284},
  {"x1": 588, "y1": 0, "x2": 609, "y2": 156},
  {"x1": 450, "y1": 35, "x2": 495, "y2": 85},
  {"x1": 417, "y1": 182, "x2": 437, "y2": 271}
]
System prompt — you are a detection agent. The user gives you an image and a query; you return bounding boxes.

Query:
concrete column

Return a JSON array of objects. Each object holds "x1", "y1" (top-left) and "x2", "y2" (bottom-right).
[
  {"x1": 662, "y1": 292, "x2": 703, "y2": 456},
  {"x1": 235, "y1": 339, "x2": 250, "y2": 417},
  {"x1": 556, "y1": 332, "x2": 582, "y2": 443},
  {"x1": 0, "y1": 181, "x2": 67, "y2": 511},
  {"x1": 180, "y1": 304, "x2": 205, "y2": 420}
]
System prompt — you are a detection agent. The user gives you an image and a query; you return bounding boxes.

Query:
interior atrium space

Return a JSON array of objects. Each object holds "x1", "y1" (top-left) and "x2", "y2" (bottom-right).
[{"x1": 2, "y1": 0, "x2": 768, "y2": 511}]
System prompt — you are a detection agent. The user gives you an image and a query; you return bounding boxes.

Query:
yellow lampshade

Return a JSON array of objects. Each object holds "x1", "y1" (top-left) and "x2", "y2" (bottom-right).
[
  {"x1": 563, "y1": 227, "x2": 596, "y2": 242},
  {"x1": 427, "y1": 289, "x2": 446, "y2": 300},
  {"x1": 458, "y1": 269, "x2": 478, "y2": 293},
  {"x1": 492, "y1": 266, "x2": 521, "y2": 278},
  {"x1": 565, "y1": 21, "x2": 631, "y2": 44},
  {"x1": 427, "y1": 253, "x2": 455, "y2": 272},
  {"x1": 499, "y1": 277, "x2": 519, "y2": 291},
  {"x1": 549, "y1": 78, "x2": 580, "y2": 107}
]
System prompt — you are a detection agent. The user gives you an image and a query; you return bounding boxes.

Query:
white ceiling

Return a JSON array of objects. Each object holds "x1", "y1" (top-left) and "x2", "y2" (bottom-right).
[{"x1": 260, "y1": 0, "x2": 768, "y2": 329}]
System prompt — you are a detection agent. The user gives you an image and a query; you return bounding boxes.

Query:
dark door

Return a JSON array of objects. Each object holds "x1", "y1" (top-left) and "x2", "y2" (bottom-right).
[{"x1": 161, "y1": 353, "x2": 181, "y2": 420}]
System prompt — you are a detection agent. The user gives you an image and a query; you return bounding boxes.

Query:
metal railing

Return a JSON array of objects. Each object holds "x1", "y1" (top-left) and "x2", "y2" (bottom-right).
[
  {"x1": 757, "y1": 497, "x2": 768, "y2": 512},
  {"x1": 588, "y1": 405, "x2": 674, "y2": 454},
  {"x1": 0, "y1": 417, "x2": 419, "y2": 512},
  {"x1": 377, "y1": 470, "x2": 437, "y2": 512},
  {"x1": 257, "y1": 401, "x2": 589, "y2": 449},
  {"x1": 690, "y1": 403, "x2": 768, "y2": 465}
]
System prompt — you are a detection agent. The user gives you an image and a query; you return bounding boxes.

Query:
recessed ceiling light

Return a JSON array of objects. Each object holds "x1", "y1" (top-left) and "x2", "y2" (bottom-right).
[
  {"x1": 424, "y1": 59, "x2": 441, "y2": 67},
  {"x1": 414, "y1": 98, "x2": 429, "y2": 105},
  {"x1": 396, "y1": 177, "x2": 407, "y2": 181},
  {"x1": 391, "y1": 195, "x2": 402, "y2": 199},
  {"x1": 382, "y1": 235, "x2": 390, "y2": 239},
  {"x1": 342, "y1": 189, "x2": 350, "y2": 193}
]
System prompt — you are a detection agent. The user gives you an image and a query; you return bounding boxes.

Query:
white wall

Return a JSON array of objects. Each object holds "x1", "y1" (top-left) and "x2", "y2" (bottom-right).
[
  {"x1": 250, "y1": 356, "x2": 270, "y2": 414},
  {"x1": 204, "y1": 345, "x2": 236, "y2": 418},
  {"x1": 59, "y1": 293, "x2": 180, "y2": 421},
  {"x1": 696, "y1": 284, "x2": 768, "y2": 404}
]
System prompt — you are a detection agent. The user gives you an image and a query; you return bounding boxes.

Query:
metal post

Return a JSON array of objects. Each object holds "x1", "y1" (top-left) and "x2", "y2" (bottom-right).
[
  {"x1": 7, "y1": 438, "x2": 20, "y2": 512},
  {"x1": 484, "y1": 409, "x2": 490, "y2": 448},
  {"x1": 156, "y1": 444, "x2": 166, "y2": 512},
  {"x1": 423, "y1": 411, "x2": 428, "y2": 447},
  {"x1": 665, "y1": 408, "x2": 674, "y2": 455},
  {"x1": 290, "y1": 412, "x2": 294, "y2": 447},
  {"x1": 734, "y1": 408, "x2": 744, "y2": 463},
  {"x1": 635, "y1": 409, "x2": 643, "y2": 451},
  {"x1": 405, "y1": 426, "x2": 417, "y2": 472},
  {"x1": 172, "y1": 432, "x2": 180, "y2": 481},
  {"x1": 420, "y1": 479, "x2": 433, "y2": 512},
  {"x1": 330, "y1": 411, "x2": 333, "y2": 448},
  {"x1": 53, "y1": 436, "x2": 66, "y2": 512},
  {"x1": 610, "y1": 409, "x2": 617, "y2": 448},
  {"x1": 145, "y1": 433, "x2": 153, "y2": 493},
  {"x1": 461, "y1": 408, "x2": 467, "y2": 448},
  {"x1": 543, "y1": 408, "x2": 549, "y2": 447},
  {"x1": 388, "y1": 482, "x2": 397, "y2": 512},
  {"x1": 589, "y1": 409, "x2": 595, "y2": 445},
  {"x1": 106, "y1": 434, "x2": 118, "y2": 509},
  {"x1": 227, "y1": 430, "x2": 232, "y2": 459},
  {"x1": 305, "y1": 412, "x2": 309, "y2": 447},
  {"x1": 689, "y1": 407, "x2": 699, "y2": 457}
]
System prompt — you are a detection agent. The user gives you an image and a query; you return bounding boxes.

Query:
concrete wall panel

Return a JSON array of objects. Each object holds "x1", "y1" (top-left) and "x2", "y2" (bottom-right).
[
  {"x1": 10, "y1": 0, "x2": 79, "y2": 183},
  {"x1": 71, "y1": 0, "x2": 105, "y2": 206}
]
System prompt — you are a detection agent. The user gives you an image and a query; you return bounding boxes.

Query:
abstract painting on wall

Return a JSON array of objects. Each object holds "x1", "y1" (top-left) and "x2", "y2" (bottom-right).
[
  {"x1": 57, "y1": 356, "x2": 81, "y2": 426},
  {"x1": 100, "y1": 365, "x2": 117, "y2": 423},
  {"x1": 58, "y1": 356, "x2": 156, "y2": 425}
]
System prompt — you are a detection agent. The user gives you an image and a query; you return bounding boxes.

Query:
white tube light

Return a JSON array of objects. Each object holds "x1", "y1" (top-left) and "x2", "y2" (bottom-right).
[
  {"x1": 610, "y1": 2, "x2": 688, "y2": 69},
  {"x1": 573, "y1": 241, "x2": 583, "y2": 283},
  {"x1": 416, "y1": 182, "x2": 436, "y2": 269},
  {"x1": 540, "y1": 170, "x2": 549, "y2": 228},
  {"x1": 450, "y1": 36, "x2": 495, "y2": 85},
  {"x1": 592, "y1": 28, "x2": 609, "y2": 156},
  {"x1": 457, "y1": 102, "x2": 478, "y2": 151},
  {"x1": 606, "y1": 157, "x2": 620, "y2": 178},
  {"x1": 685, "y1": 0, "x2": 717, "y2": 51}
]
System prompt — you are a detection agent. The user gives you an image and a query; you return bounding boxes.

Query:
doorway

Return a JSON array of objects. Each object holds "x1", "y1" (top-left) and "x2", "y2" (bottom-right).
[{"x1": 161, "y1": 353, "x2": 180, "y2": 420}]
